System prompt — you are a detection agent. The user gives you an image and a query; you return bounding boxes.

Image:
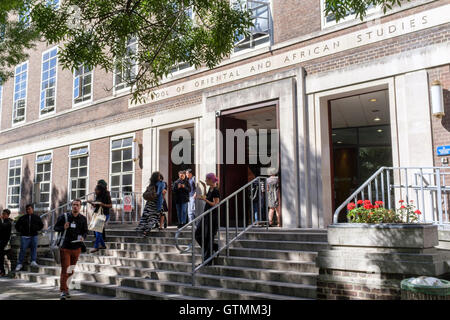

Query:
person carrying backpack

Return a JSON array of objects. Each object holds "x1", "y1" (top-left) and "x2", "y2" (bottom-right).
[
  {"x1": 53, "y1": 199, "x2": 88, "y2": 300},
  {"x1": 136, "y1": 171, "x2": 164, "y2": 236}
]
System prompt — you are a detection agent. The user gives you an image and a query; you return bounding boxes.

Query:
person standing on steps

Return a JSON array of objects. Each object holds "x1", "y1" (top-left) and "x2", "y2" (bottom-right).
[
  {"x1": 15, "y1": 204, "x2": 44, "y2": 271},
  {"x1": 172, "y1": 170, "x2": 191, "y2": 228},
  {"x1": 136, "y1": 172, "x2": 164, "y2": 236},
  {"x1": 267, "y1": 168, "x2": 281, "y2": 227},
  {"x1": 87, "y1": 180, "x2": 112, "y2": 253},
  {"x1": 159, "y1": 174, "x2": 169, "y2": 230},
  {"x1": 54, "y1": 199, "x2": 88, "y2": 300},
  {"x1": 186, "y1": 169, "x2": 197, "y2": 223},
  {"x1": 195, "y1": 173, "x2": 220, "y2": 266},
  {"x1": 0, "y1": 209, "x2": 12, "y2": 277}
]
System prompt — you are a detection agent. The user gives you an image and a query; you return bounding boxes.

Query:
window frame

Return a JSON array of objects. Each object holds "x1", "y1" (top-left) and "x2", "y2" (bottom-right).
[
  {"x1": 11, "y1": 60, "x2": 29, "y2": 126},
  {"x1": 6, "y1": 156, "x2": 22, "y2": 209},
  {"x1": 113, "y1": 37, "x2": 139, "y2": 95},
  {"x1": 39, "y1": 46, "x2": 58, "y2": 118},
  {"x1": 320, "y1": 0, "x2": 380, "y2": 29},
  {"x1": 109, "y1": 133, "x2": 135, "y2": 199},
  {"x1": 68, "y1": 143, "x2": 90, "y2": 202},
  {"x1": 34, "y1": 151, "x2": 53, "y2": 211},
  {"x1": 72, "y1": 65, "x2": 94, "y2": 108},
  {"x1": 230, "y1": 0, "x2": 273, "y2": 57}
]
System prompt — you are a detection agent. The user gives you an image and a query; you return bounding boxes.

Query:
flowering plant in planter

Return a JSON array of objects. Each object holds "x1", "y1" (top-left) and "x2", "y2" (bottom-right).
[{"x1": 346, "y1": 199, "x2": 422, "y2": 223}]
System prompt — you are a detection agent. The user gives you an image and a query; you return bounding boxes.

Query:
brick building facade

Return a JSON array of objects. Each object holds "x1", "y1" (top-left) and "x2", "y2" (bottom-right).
[{"x1": 0, "y1": 0, "x2": 449, "y2": 228}]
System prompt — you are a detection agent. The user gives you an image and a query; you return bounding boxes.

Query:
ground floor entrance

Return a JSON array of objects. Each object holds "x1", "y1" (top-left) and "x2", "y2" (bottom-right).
[
  {"x1": 329, "y1": 89, "x2": 393, "y2": 221},
  {"x1": 217, "y1": 102, "x2": 281, "y2": 226}
]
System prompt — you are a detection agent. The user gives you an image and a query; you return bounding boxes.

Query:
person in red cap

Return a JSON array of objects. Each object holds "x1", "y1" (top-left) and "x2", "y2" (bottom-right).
[{"x1": 195, "y1": 173, "x2": 220, "y2": 265}]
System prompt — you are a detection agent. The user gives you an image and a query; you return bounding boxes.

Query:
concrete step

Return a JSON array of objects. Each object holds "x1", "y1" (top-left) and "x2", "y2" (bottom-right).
[
  {"x1": 26, "y1": 263, "x2": 316, "y2": 298},
  {"x1": 231, "y1": 239, "x2": 329, "y2": 251},
  {"x1": 86, "y1": 235, "x2": 191, "y2": 246},
  {"x1": 239, "y1": 232, "x2": 327, "y2": 242}
]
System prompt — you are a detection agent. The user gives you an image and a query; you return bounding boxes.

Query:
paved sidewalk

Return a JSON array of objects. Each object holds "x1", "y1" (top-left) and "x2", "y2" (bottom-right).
[{"x1": 0, "y1": 277, "x2": 118, "y2": 300}]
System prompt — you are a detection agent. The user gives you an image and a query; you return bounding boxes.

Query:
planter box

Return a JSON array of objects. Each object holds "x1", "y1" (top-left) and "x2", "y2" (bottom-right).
[
  {"x1": 328, "y1": 223, "x2": 439, "y2": 249},
  {"x1": 316, "y1": 223, "x2": 450, "y2": 300}
]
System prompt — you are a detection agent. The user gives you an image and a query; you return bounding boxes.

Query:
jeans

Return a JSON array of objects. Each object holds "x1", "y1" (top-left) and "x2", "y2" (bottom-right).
[
  {"x1": 18, "y1": 235, "x2": 38, "y2": 265},
  {"x1": 94, "y1": 214, "x2": 109, "y2": 249},
  {"x1": 60, "y1": 248, "x2": 81, "y2": 293},
  {"x1": 188, "y1": 196, "x2": 196, "y2": 222},
  {"x1": 176, "y1": 202, "x2": 188, "y2": 225}
]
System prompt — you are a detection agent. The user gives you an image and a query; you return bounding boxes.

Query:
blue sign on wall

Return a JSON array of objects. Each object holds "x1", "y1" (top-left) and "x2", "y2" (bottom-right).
[{"x1": 437, "y1": 145, "x2": 450, "y2": 156}]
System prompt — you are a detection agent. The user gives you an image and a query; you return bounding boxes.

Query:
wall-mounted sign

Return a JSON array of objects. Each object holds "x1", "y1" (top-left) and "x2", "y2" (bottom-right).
[
  {"x1": 123, "y1": 195, "x2": 133, "y2": 212},
  {"x1": 437, "y1": 145, "x2": 450, "y2": 156},
  {"x1": 129, "y1": 4, "x2": 450, "y2": 107}
]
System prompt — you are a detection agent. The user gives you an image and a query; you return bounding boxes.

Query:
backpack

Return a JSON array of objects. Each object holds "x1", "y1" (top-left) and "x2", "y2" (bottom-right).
[
  {"x1": 143, "y1": 184, "x2": 157, "y2": 201},
  {"x1": 50, "y1": 213, "x2": 68, "y2": 264}
]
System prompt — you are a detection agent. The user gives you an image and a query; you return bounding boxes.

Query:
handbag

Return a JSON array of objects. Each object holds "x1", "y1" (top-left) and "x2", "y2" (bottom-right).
[
  {"x1": 50, "y1": 213, "x2": 68, "y2": 264},
  {"x1": 143, "y1": 184, "x2": 157, "y2": 201},
  {"x1": 88, "y1": 207, "x2": 106, "y2": 233}
]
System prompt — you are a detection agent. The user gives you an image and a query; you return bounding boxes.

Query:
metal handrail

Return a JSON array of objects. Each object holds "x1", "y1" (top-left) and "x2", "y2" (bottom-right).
[
  {"x1": 175, "y1": 176, "x2": 269, "y2": 286},
  {"x1": 333, "y1": 166, "x2": 450, "y2": 225}
]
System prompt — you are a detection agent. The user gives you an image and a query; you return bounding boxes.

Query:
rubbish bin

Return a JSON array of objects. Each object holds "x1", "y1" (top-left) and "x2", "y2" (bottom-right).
[{"x1": 401, "y1": 276, "x2": 450, "y2": 300}]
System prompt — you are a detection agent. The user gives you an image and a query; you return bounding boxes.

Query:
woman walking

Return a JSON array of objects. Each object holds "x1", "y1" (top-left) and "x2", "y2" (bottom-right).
[
  {"x1": 136, "y1": 172, "x2": 164, "y2": 236},
  {"x1": 195, "y1": 173, "x2": 220, "y2": 265},
  {"x1": 88, "y1": 181, "x2": 112, "y2": 253},
  {"x1": 267, "y1": 168, "x2": 281, "y2": 227},
  {"x1": 159, "y1": 174, "x2": 169, "y2": 230}
]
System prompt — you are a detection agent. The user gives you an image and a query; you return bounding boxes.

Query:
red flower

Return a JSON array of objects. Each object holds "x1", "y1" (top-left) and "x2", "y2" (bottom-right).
[
  {"x1": 364, "y1": 204, "x2": 373, "y2": 210},
  {"x1": 369, "y1": 211, "x2": 374, "y2": 215},
  {"x1": 357, "y1": 200, "x2": 364, "y2": 205},
  {"x1": 347, "y1": 203, "x2": 356, "y2": 210},
  {"x1": 410, "y1": 200, "x2": 414, "y2": 203},
  {"x1": 364, "y1": 200, "x2": 371, "y2": 204},
  {"x1": 375, "y1": 201, "x2": 383, "y2": 205},
  {"x1": 399, "y1": 200, "x2": 404, "y2": 203},
  {"x1": 374, "y1": 205, "x2": 379, "y2": 209},
  {"x1": 415, "y1": 210, "x2": 421, "y2": 215},
  {"x1": 400, "y1": 205, "x2": 406, "y2": 209}
]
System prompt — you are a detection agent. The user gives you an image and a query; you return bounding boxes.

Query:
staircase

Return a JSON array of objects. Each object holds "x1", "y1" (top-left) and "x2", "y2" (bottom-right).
[{"x1": 15, "y1": 227, "x2": 328, "y2": 300}]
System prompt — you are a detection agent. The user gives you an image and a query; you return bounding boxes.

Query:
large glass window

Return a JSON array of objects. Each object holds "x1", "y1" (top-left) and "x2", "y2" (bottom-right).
[
  {"x1": 40, "y1": 47, "x2": 58, "y2": 115},
  {"x1": 73, "y1": 65, "x2": 92, "y2": 105},
  {"x1": 114, "y1": 37, "x2": 137, "y2": 92},
  {"x1": 321, "y1": 0, "x2": 377, "y2": 28},
  {"x1": 110, "y1": 137, "x2": 134, "y2": 196},
  {"x1": 69, "y1": 147, "x2": 88, "y2": 200},
  {"x1": 231, "y1": 0, "x2": 271, "y2": 53},
  {"x1": 12, "y1": 62, "x2": 28, "y2": 124},
  {"x1": 18, "y1": 5, "x2": 31, "y2": 27},
  {"x1": 7, "y1": 158, "x2": 21, "y2": 209},
  {"x1": 35, "y1": 153, "x2": 52, "y2": 209}
]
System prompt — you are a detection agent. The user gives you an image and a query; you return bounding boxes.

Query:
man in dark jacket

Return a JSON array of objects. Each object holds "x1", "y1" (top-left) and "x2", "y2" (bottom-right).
[
  {"x1": 172, "y1": 170, "x2": 191, "y2": 228},
  {"x1": 0, "y1": 209, "x2": 12, "y2": 276},
  {"x1": 15, "y1": 204, "x2": 44, "y2": 271},
  {"x1": 53, "y1": 199, "x2": 88, "y2": 300}
]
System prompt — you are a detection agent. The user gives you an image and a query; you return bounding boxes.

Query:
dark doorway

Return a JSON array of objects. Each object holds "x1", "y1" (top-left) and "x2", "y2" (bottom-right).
[
  {"x1": 168, "y1": 127, "x2": 195, "y2": 225},
  {"x1": 217, "y1": 102, "x2": 280, "y2": 226},
  {"x1": 330, "y1": 90, "x2": 393, "y2": 221}
]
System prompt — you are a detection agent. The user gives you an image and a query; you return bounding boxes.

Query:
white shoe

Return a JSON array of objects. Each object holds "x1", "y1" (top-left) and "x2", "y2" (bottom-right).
[
  {"x1": 15, "y1": 264, "x2": 23, "y2": 271},
  {"x1": 30, "y1": 261, "x2": 39, "y2": 268}
]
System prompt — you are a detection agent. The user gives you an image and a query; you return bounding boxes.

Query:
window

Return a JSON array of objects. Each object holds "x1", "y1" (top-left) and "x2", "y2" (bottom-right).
[
  {"x1": 321, "y1": 0, "x2": 378, "y2": 28},
  {"x1": 18, "y1": 5, "x2": 31, "y2": 27},
  {"x1": 47, "y1": 0, "x2": 59, "y2": 9},
  {"x1": 114, "y1": 37, "x2": 138, "y2": 92},
  {"x1": 231, "y1": 0, "x2": 271, "y2": 53},
  {"x1": 40, "y1": 47, "x2": 58, "y2": 115},
  {"x1": 73, "y1": 65, "x2": 92, "y2": 105},
  {"x1": 12, "y1": 62, "x2": 28, "y2": 124},
  {"x1": 35, "y1": 153, "x2": 52, "y2": 209},
  {"x1": 69, "y1": 146, "x2": 88, "y2": 200},
  {"x1": 110, "y1": 137, "x2": 134, "y2": 196},
  {"x1": 7, "y1": 158, "x2": 22, "y2": 209}
]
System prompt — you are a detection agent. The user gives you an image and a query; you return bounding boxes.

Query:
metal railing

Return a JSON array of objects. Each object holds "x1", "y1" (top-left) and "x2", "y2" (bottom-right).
[
  {"x1": 333, "y1": 166, "x2": 450, "y2": 225},
  {"x1": 175, "y1": 176, "x2": 269, "y2": 286},
  {"x1": 39, "y1": 191, "x2": 146, "y2": 243}
]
